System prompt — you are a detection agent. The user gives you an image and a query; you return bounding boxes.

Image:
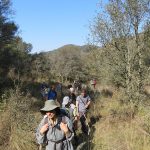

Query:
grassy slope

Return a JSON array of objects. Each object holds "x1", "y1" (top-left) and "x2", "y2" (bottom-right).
[
  {"x1": 0, "y1": 83, "x2": 150, "y2": 150},
  {"x1": 89, "y1": 87, "x2": 150, "y2": 150}
]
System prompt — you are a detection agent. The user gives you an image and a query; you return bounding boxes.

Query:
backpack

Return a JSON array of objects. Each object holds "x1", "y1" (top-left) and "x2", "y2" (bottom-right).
[{"x1": 60, "y1": 108, "x2": 70, "y2": 119}]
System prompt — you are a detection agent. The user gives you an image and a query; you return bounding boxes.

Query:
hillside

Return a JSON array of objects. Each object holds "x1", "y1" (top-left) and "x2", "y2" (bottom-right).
[{"x1": 43, "y1": 44, "x2": 95, "y2": 55}]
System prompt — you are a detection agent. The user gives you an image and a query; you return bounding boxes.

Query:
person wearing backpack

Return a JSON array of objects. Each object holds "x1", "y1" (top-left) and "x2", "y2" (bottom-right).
[
  {"x1": 36, "y1": 100, "x2": 74, "y2": 150},
  {"x1": 62, "y1": 96, "x2": 78, "y2": 145},
  {"x1": 69, "y1": 88, "x2": 76, "y2": 104},
  {"x1": 40, "y1": 82, "x2": 49, "y2": 101},
  {"x1": 76, "y1": 89, "x2": 91, "y2": 135},
  {"x1": 62, "y1": 96, "x2": 78, "y2": 124}
]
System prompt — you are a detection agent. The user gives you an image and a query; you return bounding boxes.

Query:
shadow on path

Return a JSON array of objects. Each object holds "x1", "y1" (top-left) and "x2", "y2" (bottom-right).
[{"x1": 75, "y1": 114, "x2": 102, "y2": 150}]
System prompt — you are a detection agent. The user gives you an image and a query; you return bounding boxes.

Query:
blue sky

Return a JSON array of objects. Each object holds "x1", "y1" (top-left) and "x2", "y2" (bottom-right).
[{"x1": 12, "y1": 0, "x2": 103, "y2": 53}]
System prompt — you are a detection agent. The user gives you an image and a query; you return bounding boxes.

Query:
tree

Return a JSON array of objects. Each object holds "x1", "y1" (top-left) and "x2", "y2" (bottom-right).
[
  {"x1": 89, "y1": 0, "x2": 150, "y2": 101},
  {"x1": 45, "y1": 45, "x2": 89, "y2": 82},
  {"x1": 0, "y1": 0, "x2": 32, "y2": 90},
  {"x1": 0, "y1": 0, "x2": 17, "y2": 48}
]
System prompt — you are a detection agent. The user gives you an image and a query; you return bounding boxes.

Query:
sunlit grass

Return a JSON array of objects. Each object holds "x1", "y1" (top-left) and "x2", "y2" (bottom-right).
[
  {"x1": 90, "y1": 89, "x2": 150, "y2": 150},
  {"x1": 0, "y1": 85, "x2": 150, "y2": 150}
]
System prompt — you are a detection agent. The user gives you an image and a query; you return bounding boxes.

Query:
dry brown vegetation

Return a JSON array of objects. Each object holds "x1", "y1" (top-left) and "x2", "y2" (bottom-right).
[
  {"x1": 0, "y1": 0, "x2": 150, "y2": 149},
  {"x1": 0, "y1": 83, "x2": 150, "y2": 150},
  {"x1": 87, "y1": 85, "x2": 150, "y2": 150},
  {"x1": 0, "y1": 88, "x2": 43, "y2": 150}
]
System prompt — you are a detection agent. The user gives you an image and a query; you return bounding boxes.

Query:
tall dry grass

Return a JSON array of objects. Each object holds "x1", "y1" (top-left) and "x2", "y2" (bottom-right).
[
  {"x1": 0, "y1": 84, "x2": 150, "y2": 150},
  {"x1": 89, "y1": 88, "x2": 150, "y2": 150},
  {"x1": 0, "y1": 88, "x2": 43, "y2": 150}
]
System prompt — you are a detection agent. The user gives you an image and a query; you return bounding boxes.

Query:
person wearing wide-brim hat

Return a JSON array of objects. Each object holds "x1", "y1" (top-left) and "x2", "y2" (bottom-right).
[{"x1": 36, "y1": 100, "x2": 74, "y2": 150}]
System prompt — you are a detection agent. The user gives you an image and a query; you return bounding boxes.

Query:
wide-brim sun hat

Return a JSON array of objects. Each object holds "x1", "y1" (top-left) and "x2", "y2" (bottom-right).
[
  {"x1": 40, "y1": 100, "x2": 60, "y2": 112},
  {"x1": 62, "y1": 96, "x2": 70, "y2": 106}
]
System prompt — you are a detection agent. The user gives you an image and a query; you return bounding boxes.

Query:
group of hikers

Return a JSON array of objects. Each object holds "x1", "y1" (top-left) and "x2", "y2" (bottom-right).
[{"x1": 36, "y1": 80, "x2": 93, "y2": 150}]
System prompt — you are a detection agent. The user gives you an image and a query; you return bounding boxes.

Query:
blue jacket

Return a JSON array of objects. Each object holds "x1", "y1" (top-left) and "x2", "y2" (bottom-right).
[{"x1": 48, "y1": 90, "x2": 57, "y2": 100}]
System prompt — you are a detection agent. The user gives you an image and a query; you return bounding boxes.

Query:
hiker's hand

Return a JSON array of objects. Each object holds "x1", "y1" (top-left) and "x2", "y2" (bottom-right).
[
  {"x1": 60, "y1": 122, "x2": 69, "y2": 133},
  {"x1": 85, "y1": 104, "x2": 89, "y2": 109},
  {"x1": 60, "y1": 122, "x2": 71, "y2": 137},
  {"x1": 40, "y1": 123, "x2": 49, "y2": 135}
]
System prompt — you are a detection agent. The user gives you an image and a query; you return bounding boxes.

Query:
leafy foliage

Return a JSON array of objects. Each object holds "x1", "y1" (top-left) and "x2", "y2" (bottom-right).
[{"x1": 89, "y1": 0, "x2": 150, "y2": 101}]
